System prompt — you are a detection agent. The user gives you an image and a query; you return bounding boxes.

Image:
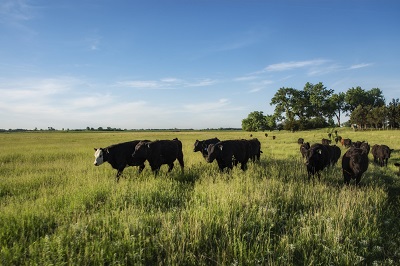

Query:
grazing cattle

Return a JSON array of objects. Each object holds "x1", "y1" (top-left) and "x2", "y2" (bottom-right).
[
  {"x1": 299, "y1": 142, "x2": 310, "y2": 158},
  {"x1": 193, "y1": 137, "x2": 220, "y2": 159},
  {"x1": 272, "y1": 136, "x2": 276, "y2": 140},
  {"x1": 334, "y1": 136, "x2": 342, "y2": 144},
  {"x1": 93, "y1": 140, "x2": 148, "y2": 181},
  {"x1": 298, "y1": 138, "x2": 304, "y2": 144},
  {"x1": 371, "y1": 144, "x2": 380, "y2": 164},
  {"x1": 352, "y1": 141, "x2": 364, "y2": 148},
  {"x1": 322, "y1": 138, "x2": 331, "y2": 145},
  {"x1": 246, "y1": 138, "x2": 262, "y2": 161},
  {"x1": 324, "y1": 145, "x2": 341, "y2": 166},
  {"x1": 360, "y1": 142, "x2": 370, "y2": 154},
  {"x1": 373, "y1": 144, "x2": 393, "y2": 167},
  {"x1": 132, "y1": 138, "x2": 184, "y2": 175},
  {"x1": 265, "y1": 133, "x2": 268, "y2": 137},
  {"x1": 341, "y1": 138, "x2": 352, "y2": 148},
  {"x1": 342, "y1": 147, "x2": 369, "y2": 185},
  {"x1": 207, "y1": 140, "x2": 249, "y2": 171},
  {"x1": 303, "y1": 143, "x2": 331, "y2": 180}
]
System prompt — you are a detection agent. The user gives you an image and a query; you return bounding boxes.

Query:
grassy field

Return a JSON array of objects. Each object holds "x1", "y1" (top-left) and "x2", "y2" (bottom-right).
[{"x1": 0, "y1": 128, "x2": 399, "y2": 265}]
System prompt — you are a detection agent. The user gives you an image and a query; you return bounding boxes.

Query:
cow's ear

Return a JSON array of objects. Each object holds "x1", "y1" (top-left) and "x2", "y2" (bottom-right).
[
  {"x1": 94, "y1": 148, "x2": 97, "y2": 151},
  {"x1": 218, "y1": 144, "x2": 223, "y2": 151}
]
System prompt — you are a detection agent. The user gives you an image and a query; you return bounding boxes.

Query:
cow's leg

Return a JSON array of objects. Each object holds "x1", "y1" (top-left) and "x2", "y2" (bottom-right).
[
  {"x1": 343, "y1": 171, "x2": 351, "y2": 185},
  {"x1": 355, "y1": 175, "x2": 362, "y2": 185},
  {"x1": 177, "y1": 156, "x2": 184, "y2": 172},
  {"x1": 167, "y1": 163, "x2": 174, "y2": 172},
  {"x1": 116, "y1": 169, "x2": 123, "y2": 182},
  {"x1": 138, "y1": 164, "x2": 145, "y2": 173}
]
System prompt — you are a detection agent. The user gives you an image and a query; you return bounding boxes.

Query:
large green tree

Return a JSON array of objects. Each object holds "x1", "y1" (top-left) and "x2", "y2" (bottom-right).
[
  {"x1": 241, "y1": 111, "x2": 268, "y2": 131},
  {"x1": 387, "y1": 98, "x2": 400, "y2": 128},
  {"x1": 327, "y1": 92, "x2": 346, "y2": 127}
]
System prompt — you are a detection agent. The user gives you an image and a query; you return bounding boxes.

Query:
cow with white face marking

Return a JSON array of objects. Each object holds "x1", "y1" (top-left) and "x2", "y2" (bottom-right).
[{"x1": 94, "y1": 140, "x2": 149, "y2": 181}]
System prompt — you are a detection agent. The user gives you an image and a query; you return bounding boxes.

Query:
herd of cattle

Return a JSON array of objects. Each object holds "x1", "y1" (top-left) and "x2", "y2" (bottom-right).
[{"x1": 93, "y1": 136, "x2": 396, "y2": 184}]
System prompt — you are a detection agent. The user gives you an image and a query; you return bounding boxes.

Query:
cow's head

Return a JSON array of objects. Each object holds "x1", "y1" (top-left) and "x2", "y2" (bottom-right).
[
  {"x1": 304, "y1": 147, "x2": 322, "y2": 166},
  {"x1": 350, "y1": 152, "x2": 363, "y2": 175},
  {"x1": 94, "y1": 148, "x2": 108, "y2": 166},
  {"x1": 193, "y1": 140, "x2": 203, "y2": 152},
  {"x1": 206, "y1": 143, "x2": 222, "y2": 163}
]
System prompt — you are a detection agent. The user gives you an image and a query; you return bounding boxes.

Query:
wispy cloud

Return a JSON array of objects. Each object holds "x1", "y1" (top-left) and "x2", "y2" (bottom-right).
[
  {"x1": 117, "y1": 78, "x2": 217, "y2": 89},
  {"x1": 264, "y1": 59, "x2": 328, "y2": 72},
  {"x1": 183, "y1": 98, "x2": 230, "y2": 113},
  {"x1": 349, "y1": 63, "x2": 373, "y2": 69}
]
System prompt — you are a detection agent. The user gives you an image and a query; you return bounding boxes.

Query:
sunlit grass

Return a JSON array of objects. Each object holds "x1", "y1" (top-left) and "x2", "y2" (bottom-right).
[{"x1": 0, "y1": 129, "x2": 399, "y2": 265}]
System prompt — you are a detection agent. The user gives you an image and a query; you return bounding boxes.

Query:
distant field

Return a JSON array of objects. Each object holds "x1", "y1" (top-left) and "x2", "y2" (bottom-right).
[{"x1": 0, "y1": 129, "x2": 399, "y2": 265}]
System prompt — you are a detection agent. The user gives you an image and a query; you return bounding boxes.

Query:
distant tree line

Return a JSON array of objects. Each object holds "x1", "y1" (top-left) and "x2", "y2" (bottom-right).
[{"x1": 242, "y1": 82, "x2": 400, "y2": 131}]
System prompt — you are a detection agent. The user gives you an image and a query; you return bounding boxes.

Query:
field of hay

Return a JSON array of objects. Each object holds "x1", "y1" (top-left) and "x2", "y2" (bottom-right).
[{"x1": 0, "y1": 128, "x2": 399, "y2": 265}]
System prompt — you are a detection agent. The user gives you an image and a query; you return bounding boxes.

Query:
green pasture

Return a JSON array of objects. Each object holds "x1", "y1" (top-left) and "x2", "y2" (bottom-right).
[{"x1": 0, "y1": 129, "x2": 399, "y2": 265}]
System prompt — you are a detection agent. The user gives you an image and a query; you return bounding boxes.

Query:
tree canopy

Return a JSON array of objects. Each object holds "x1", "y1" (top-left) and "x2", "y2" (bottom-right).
[{"x1": 242, "y1": 82, "x2": 398, "y2": 131}]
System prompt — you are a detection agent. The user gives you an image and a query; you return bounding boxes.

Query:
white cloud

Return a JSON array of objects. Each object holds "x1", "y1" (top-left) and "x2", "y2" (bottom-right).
[
  {"x1": 265, "y1": 59, "x2": 328, "y2": 72},
  {"x1": 117, "y1": 78, "x2": 217, "y2": 89},
  {"x1": 349, "y1": 63, "x2": 373, "y2": 69}
]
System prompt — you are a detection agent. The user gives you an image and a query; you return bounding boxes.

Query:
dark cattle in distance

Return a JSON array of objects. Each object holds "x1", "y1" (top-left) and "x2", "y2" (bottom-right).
[
  {"x1": 132, "y1": 138, "x2": 184, "y2": 175},
  {"x1": 322, "y1": 138, "x2": 331, "y2": 145},
  {"x1": 299, "y1": 142, "x2": 310, "y2": 158},
  {"x1": 265, "y1": 133, "x2": 268, "y2": 137},
  {"x1": 342, "y1": 147, "x2": 369, "y2": 185},
  {"x1": 334, "y1": 136, "x2": 342, "y2": 144},
  {"x1": 272, "y1": 136, "x2": 276, "y2": 140},
  {"x1": 303, "y1": 143, "x2": 331, "y2": 181},
  {"x1": 93, "y1": 140, "x2": 149, "y2": 181},
  {"x1": 193, "y1": 137, "x2": 220, "y2": 159},
  {"x1": 341, "y1": 138, "x2": 352, "y2": 148},
  {"x1": 298, "y1": 138, "x2": 304, "y2": 144},
  {"x1": 207, "y1": 140, "x2": 249, "y2": 171}
]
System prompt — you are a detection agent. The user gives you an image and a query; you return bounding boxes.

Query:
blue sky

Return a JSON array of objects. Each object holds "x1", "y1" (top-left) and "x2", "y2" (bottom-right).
[{"x1": 1, "y1": 0, "x2": 399, "y2": 130}]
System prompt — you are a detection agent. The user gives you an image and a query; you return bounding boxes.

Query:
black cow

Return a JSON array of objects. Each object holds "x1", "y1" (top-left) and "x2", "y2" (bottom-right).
[
  {"x1": 193, "y1": 137, "x2": 220, "y2": 159},
  {"x1": 323, "y1": 144, "x2": 341, "y2": 166},
  {"x1": 334, "y1": 136, "x2": 342, "y2": 144},
  {"x1": 371, "y1": 144, "x2": 380, "y2": 164},
  {"x1": 207, "y1": 140, "x2": 249, "y2": 171},
  {"x1": 246, "y1": 138, "x2": 262, "y2": 161},
  {"x1": 342, "y1": 147, "x2": 369, "y2": 185},
  {"x1": 303, "y1": 143, "x2": 331, "y2": 180},
  {"x1": 360, "y1": 142, "x2": 370, "y2": 154},
  {"x1": 93, "y1": 140, "x2": 148, "y2": 181},
  {"x1": 298, "y1": 138, "x2": 304, "y2": 144},
  {"x1": 322, "y1": 138, "x2": 331, "y2": 145},
  {"x1": 373, "y1": 144, "x2": 393, "y2": 167},
  {"x1": 341, "y1": 138, "x2": 352, "y2": 148},
  {"x1": 132, "y1": 138, "x2": 184, "y2": 175},
  {"x1": 299, "y1": 142, "x2": 310, "y2": 158}
]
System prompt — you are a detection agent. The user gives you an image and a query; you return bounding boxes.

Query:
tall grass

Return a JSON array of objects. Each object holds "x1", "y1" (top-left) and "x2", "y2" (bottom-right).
[{"x1": 0, "y1": 129, "x2": 399, "y2": 265}]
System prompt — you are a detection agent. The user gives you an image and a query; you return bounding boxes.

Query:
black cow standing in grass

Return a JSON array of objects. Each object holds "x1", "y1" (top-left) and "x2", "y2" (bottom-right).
[
  {"x1": 373, "y1": 144, "x2": 393, "y2": 167},
  {"x1": 193, "y1": 137, "x2": 220, "y2": 159},
  {"x1": 303, "y1": 143, "x2": 331, "y2": 181},
  {"x1": 207, "y1": 140, "x2": 249, "y2": 171},
  {"x1": 323, "y1": 144, "x2": 341, "y2": 166},
  {"x1": 93, "y1": 140, "x2": 148, "y2": 181},
  {"x1": 342, "y1": 147, "x2": 369, "y2": 185},
  {"x1": 132, "y1": 138, "x2": 184, "y2": 175},
  {"x1": 299, "y1": 142, "x2": 310, "y2": 158},
  {"x1": 246, "y1": 138, "x2": 262, "y2": 161}
]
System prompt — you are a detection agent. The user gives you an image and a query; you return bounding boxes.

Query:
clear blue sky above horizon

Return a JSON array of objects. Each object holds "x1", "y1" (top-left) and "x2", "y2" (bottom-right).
[{"x1": 1, "y1": 0, "x2": 399, "y2": 130}]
